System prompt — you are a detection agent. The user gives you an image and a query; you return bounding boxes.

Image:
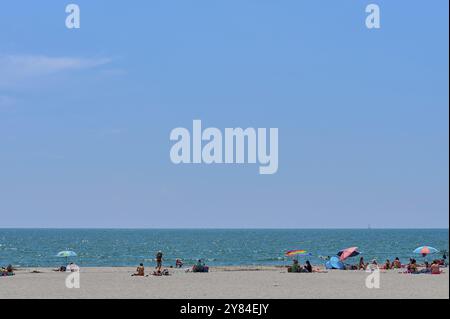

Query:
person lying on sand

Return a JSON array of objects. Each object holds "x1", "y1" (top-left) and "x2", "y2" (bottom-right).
[
  {"x1": 131, "y1": 263, "x2": 145, "y2": 276},
  {"x1": 53, "y1": 265, "x2": 67, "y2": 272},
  {"x1": 151, "y1": 268, "x2": 170, "y2": 276}
]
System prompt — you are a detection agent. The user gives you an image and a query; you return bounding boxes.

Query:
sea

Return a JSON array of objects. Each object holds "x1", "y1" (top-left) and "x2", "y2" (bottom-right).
[{"x1": 0, "y1": 229, "x2": 448, "y2": 267}]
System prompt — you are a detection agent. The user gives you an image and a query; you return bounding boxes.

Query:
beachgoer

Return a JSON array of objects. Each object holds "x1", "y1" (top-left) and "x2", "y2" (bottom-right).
[
  {"x1": 358, "y1": 257, "x2": 366, "y2": 270},
  {"x1": 175, "y1": 259, "x2": 183, "y2": 268},
  {"x1": 431, "y1": 260, "x2": 441, "y2": 275},
  {"x1": 156, "y1": 251, "x2": 163, "y2": 270},
  {"x1": 193, "y1": 259, "x2": 209, "y2": 273},
  {"x1": 407, "y1": 259, "x2": 418, "y2": 273},
  {"x1": 304, "y1": 260, "x2": 313, "y2": 273},
  {"x1": 194, "y1": 259, "x2": 204, "y2": 272},
  {"x1": 290, "y1": 259, "x2": 301, "y2": 273},
  {"x1": 384, "y1": 259, "x2": 391, "y2": 270},
  {"x1": 393, "y1": 257, "x2": 401, "y2": 269},
  {"x1": 1, "y1": 264, "x2": 15, "y2": 277},
  {"x1": 132, "y1": 263, "x2": 145, "y2": 276}
]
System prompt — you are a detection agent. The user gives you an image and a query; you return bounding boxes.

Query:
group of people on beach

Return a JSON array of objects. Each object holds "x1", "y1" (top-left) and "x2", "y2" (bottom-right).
[
  {"x1": 353, "y1": 256, "x2": 444, "y2": 274},
  {"x1": 53, "y1": 262, "x2": 80, "y2": 273},
  {"x1": 288, "y1": 260, "x2": 314, "y2": 273},
  {"x1": 403, "y1": 258, "x2": 443, "y2": 274},
  {"x1": 131, "y1": 251, "x2": 210, "y2": 277}
]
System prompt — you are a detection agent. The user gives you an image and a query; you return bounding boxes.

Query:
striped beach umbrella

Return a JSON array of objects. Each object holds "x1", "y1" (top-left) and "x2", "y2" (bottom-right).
[
  {"x1": 413, "y1": 246, "x2": 439, "y2": 256},
  {"x1": 285, "y1": 249, "x2": 309, "y2": 257}
]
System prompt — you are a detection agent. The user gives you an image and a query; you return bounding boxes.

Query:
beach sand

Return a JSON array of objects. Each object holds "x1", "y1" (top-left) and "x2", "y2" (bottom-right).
[{"x1": 0, "y1": 266, "x2": 448, "y2": 299}]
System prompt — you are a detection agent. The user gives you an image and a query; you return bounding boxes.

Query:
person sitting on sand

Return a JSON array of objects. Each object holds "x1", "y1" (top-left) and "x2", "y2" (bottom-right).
[
  {"x1": 431, "y1": 260, "x2": 441, "y2": 275},
  {"x1": 175, "y1": 259, "x2": 183, "y2": 268},
  {"x1": 407, "y1": 259, "x2": 418, "y2": 273},
  {"x1": 384, "y1": 259, "x2": 391, "y2": 270},
  {"x1": 304, "y1": 260, "x2": 313, "y2": 273},
  {"x1": 66, "y1": 262, "x2": 80, "y2": 272},
  {"x1": 358, "y1": 257, "x2": 366, "y2": 270},
  {"x1": 132, "y1": 263, "x2": 145, "y2": 276},
  {"x1": 1, "y1": 264, "x2": 15, "y2": 277},
  {"x1": 392, "y1": 257, "x2": 402, "y2": 269},
  {"x1": 193, "y1": 259, "x2": 209, "y2": 273},
  {"x1": 289, "y1": 259, "x2": 301, "y2": 273}
]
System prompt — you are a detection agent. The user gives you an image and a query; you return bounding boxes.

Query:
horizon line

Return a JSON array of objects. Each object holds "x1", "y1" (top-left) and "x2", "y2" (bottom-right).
[{"x1": 0, "y1": 227, "x2": 448, "y2": 230}]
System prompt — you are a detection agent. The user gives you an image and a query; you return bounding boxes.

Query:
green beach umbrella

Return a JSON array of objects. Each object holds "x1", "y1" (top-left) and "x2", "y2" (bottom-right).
[{"x1": 56, "y1": 250, "x2": 77, "y2": 264}]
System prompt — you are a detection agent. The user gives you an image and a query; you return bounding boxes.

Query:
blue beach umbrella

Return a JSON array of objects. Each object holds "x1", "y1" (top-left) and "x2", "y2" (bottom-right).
[
  {"x1": 325, "y1": 256, "x2": 345, "y2": 270},
  {"x1": 56, "y1": 250, "x2": 77, "y2": 264}
]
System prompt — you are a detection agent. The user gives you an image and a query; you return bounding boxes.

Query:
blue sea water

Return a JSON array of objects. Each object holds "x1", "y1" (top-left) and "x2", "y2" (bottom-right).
[{"x1": 0, "y1": 229, "x2": 448, "y2": 267}]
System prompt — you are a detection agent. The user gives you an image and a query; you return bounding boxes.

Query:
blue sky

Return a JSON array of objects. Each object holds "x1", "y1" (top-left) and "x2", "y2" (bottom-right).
[{"x1": 0, "y1": 0, "x2": 448, "y2": 228}]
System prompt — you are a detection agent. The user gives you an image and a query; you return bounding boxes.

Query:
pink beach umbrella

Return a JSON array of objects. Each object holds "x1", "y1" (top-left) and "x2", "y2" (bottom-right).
[
  {"x1": 337, "y1": 247, "x2": 360, "y2": 261},
  {"x1": 413, "y1": 246, "x2": 439, "y2": 257}
]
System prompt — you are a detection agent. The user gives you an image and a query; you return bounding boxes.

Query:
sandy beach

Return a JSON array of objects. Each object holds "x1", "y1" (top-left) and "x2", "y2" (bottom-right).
[{"x1": 0, "y1": 266, "x2": 448, "y2": 299}]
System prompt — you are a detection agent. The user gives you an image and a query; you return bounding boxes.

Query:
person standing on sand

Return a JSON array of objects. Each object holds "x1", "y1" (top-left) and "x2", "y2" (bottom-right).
[{"x1": 156, "y1": 251, "x2": 163, "y2": 271}]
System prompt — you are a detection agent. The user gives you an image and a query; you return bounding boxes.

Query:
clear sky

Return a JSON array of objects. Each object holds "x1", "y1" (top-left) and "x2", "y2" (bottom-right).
[{"x1": 0, "y1": 0, "x2": 448, "y2": 228}]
